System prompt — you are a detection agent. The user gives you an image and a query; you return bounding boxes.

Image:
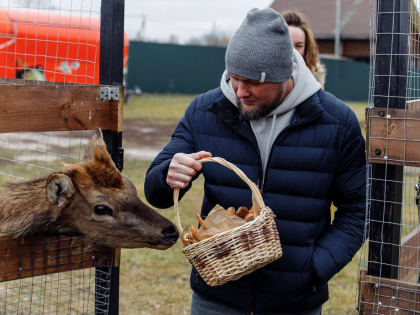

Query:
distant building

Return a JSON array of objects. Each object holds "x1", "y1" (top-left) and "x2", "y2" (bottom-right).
[{"x1": 270, "y1": 0, "x2": 370, "y2": 62}]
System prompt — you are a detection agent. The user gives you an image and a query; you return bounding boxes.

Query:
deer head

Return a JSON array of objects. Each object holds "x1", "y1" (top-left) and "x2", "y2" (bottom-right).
[{"x1": 45, "y1": 129, "x2": 179, "y2": 249}]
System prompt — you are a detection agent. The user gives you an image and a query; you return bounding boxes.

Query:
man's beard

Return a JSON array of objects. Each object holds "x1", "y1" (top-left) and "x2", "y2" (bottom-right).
[{"x1": 237, "y1": 93, "x2": 283, "y2": 120}]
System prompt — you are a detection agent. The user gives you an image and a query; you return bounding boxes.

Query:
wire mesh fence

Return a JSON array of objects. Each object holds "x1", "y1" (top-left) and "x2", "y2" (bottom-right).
[
  {"x1": 0, "y1": 129, "x2": 116, "y2": 314},
  {"x1": 0, "y1": 131, "x2": 90, "y2": 184},
  {"x1": 0, "y1": 234, "x2": 114, "y2": 314},
  {"x1": 0, "y1": 1, "x2": 123, "y2": 313},
  {"x1": 0, "y1": 0, "x2": 101, "y2": 85},
  {"x1": 358, "y1": 0, "x2": 420, "y2": 313}
]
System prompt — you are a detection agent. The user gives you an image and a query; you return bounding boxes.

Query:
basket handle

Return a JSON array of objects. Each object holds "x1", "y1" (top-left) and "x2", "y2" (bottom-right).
[{"x1": 173, "y1": 156, "x2": 265, "y2": 233}]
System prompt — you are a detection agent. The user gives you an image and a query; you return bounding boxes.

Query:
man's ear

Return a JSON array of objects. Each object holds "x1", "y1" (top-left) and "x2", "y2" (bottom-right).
[{"x1": 46, "y1": 173, "x2": 76, "y2": 206}]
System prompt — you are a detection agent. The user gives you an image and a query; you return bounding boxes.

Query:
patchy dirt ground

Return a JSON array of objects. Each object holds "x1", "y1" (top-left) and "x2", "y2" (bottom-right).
[
  {"x1": 123, "y1": 118, "x2": 176, "y2": 160},
  {"x1": 0, "y1": 118, "x2": 175, "y2": 166},
  {"x1": 123, "y1": 118, "x2": 175, "y2": 148},
  {"x1": 0, "y1": 110, "x2": 365, "y2": 164},
  {"x1": 0, "y1": 116, "x2": 365, "y2": 163}
]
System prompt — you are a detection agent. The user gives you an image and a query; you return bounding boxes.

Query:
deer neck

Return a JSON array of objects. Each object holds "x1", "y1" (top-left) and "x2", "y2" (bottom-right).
[{"x1": 0, "y1": 177, "x2": 63, "y2": 236}]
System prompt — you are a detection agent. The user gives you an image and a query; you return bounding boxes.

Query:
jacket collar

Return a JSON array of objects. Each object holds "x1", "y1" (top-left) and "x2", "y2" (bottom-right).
[
  {"x1": 210, "y1": 88, "x2": 325, "y2": 132},
  {"x1": 289, "y1": 89, "x2": 324, "y2": 127},
  {"x1": 210, "y1": 92, "x2": 258, "y2": 146}
]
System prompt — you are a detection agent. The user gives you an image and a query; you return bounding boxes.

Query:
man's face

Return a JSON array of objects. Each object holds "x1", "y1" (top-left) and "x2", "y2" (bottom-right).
[{"x1": 229, "y1": 73, "x2": 293, "y2": 120}]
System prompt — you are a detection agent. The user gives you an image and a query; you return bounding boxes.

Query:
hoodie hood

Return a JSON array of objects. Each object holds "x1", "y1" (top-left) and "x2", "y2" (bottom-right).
[{"x1": 220, "y1": 49, "x2": 321, "y2": 184}]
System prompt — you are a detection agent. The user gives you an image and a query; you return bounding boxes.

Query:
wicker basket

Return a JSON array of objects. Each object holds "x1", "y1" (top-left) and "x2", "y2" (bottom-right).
[{"x1": 174, "y1": 157, "x2": 282, "y2": 287}]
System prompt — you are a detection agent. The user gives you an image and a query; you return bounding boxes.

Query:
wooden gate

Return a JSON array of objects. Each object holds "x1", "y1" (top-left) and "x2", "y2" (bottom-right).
[
  {"x1": 0, "y1": 0, "x2": 125, "y2": 314},
  {"x1": 358, "y1": 0, "x2": 420, "y2": 314}
]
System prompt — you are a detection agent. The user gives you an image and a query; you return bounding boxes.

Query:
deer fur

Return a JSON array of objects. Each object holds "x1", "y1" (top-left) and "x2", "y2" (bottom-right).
[{"x1": 0, "y1": 129, "x2": 179, "y2": 249}]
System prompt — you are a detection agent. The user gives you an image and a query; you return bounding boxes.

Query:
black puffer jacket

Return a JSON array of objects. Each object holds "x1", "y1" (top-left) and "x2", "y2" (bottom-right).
[{"x1": 145, "y1": 87, "x2": 366, "y2": 313}]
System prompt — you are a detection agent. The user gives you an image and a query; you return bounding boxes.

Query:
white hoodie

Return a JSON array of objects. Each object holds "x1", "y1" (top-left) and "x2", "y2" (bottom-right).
[{"x1": 220, "y1": 50, "x2": 321, "y2": 185}]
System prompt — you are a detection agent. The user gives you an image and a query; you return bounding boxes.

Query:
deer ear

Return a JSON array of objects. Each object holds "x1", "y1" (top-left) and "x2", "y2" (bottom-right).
[
  {"x1": 83, "y1": 129, "x2": 123, "y2": 188},
  {"x1": 92, "y1": 140, "x2": 116, "y2": 169},
  {"x1": 46, "y1": 173, "x2": 76, "y2": 206},
  {"x1": 83, "y1": 128, "x2": 104, "y2": 161}
]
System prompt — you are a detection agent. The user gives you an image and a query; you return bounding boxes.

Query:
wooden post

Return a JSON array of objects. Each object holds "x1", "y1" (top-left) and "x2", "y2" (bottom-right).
[
  {"x1": 368, "y1": 0, "x2": 408, "y2": 279},
  {"x1": 99, "y1": 0, "x2": 124, "y2": 86},
  {"x1": 96, "y1": 0, "x2": 125, "y2": 314}
]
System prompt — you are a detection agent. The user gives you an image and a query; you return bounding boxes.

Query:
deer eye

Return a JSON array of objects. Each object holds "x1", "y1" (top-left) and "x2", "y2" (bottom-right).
[{"x1": 94, "y1": 205, "x2": 113, "y2": 216}]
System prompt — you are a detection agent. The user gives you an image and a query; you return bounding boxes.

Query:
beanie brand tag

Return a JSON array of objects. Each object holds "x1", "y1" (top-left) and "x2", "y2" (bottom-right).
[{"x1": 259, "y1": 72, "x2": 266, "y2": 83}]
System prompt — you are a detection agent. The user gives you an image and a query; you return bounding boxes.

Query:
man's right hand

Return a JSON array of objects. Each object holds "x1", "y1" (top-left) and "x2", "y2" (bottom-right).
[{"x1": 166, "y1": 151, "x2": 212, "y2": 189}]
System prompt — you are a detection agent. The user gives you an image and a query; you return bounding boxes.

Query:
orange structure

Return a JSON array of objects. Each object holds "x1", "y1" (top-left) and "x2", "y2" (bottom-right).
[{"x1": 0, "y1": 8, "x2": 129, "y2": 84}]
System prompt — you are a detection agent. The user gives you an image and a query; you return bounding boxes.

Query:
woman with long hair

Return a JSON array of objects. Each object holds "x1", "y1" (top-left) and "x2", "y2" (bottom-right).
[{"x1": 282, "y1": 9, "x2": 326, "y2": 87}]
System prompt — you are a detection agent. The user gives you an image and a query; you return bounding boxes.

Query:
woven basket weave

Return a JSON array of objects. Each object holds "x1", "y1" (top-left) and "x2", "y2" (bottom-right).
[{"x1": 174, "y1": 157, "x2": 282, "y2": 287}]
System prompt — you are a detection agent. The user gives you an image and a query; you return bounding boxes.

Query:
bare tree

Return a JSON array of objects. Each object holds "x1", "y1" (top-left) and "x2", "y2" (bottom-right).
[
  {"x1": 133, "y1": 14, "x2": 147, "y2": 41},
  {"x1": 168, "y1": 34, "x2": 180, "y2": 44},
  {"x1": 187, "y1": 23, "x2": 229, "y2": 47}
]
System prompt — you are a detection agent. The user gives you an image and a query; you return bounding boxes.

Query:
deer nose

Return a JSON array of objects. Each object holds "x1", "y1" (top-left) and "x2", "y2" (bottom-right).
[{"x1": 162, "y1": 225, "x2": 179, "y2": 243}]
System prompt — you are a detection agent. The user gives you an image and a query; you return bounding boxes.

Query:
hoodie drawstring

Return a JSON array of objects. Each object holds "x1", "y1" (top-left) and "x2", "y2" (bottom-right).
[{"x1": 262, "y1": 114, "x2": 277, "y2": 187}]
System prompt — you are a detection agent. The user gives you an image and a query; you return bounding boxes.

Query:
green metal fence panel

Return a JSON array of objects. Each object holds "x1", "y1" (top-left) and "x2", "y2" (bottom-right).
[
  {"x1": 126, "y1": 42, "x2": 226, "y2": 94},
  {"x1": 127, "y1": 41, "x2": 369, "y2": 101},
  {"x1": 323, "y1": 58, "x2": 369, "y2": 102}
]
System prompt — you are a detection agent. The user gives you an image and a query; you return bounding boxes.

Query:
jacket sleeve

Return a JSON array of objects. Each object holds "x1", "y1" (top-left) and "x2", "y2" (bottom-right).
[
  {"x1": 144, "y1": 98, "x2": 199, "y2": 209},
  {"x1": 312, "y1": 109, "x2": 367, "y2": 284}
]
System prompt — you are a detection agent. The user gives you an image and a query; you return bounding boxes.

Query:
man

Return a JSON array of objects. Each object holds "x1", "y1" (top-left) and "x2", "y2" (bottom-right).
[{"x1": 145, "y1": 8, "x2": 366, "y2": 315}]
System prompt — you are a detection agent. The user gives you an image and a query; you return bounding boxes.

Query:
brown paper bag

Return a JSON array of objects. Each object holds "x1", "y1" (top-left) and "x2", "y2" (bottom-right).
[
  {"x1": 182, "y1": 204, "x2": 246, "y2": 246},
  {"x1": 195, "y1": 204, "x2": 245, "y2": 241}
]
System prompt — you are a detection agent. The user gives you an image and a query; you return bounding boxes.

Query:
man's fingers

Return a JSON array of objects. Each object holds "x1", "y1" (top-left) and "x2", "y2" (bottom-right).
[
  {"x1": 190, "y1": 151, "x2": 212, "y2": 161},
  {"x1": 168, "y1": 180, "x2": 189, "y2": 190},
  {"x1": 174, "y1": 164, "x2": 197, "y2": 177},
  {"x1": 167, "y1": 171, "x2": 192, "y2": 185},
  {"x1": 167, "y1": 151, "x2": 212, "y2": 189},
  {"x1": 188, "y1": 151, "x2": 212, "y2": 171}
]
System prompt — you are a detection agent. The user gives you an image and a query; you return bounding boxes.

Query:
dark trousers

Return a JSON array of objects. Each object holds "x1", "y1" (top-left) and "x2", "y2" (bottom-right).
[{"x1": 190, "y1": 291, "x2": 322, "y2": 315}]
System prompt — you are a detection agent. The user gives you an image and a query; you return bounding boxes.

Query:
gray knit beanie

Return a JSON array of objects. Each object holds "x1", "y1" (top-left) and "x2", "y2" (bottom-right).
[{"x1": 226, "y1": 8, "x2": 293, "y2": 83}]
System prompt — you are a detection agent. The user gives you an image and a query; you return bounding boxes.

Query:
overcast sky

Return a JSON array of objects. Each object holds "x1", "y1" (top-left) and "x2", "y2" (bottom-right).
[
  {"x1": 124, "y1": 0, "x2": 273, "y2": 43},
  {"x1": 3, "y1": 0, "x2": 273, "y2": 43}
]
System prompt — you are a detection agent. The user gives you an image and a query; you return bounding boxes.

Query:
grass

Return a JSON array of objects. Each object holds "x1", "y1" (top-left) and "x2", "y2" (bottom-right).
[
  {"x1": 119, "y1": 94, "x2": 368, "y2": 314},
  {"x1": 346, "y1": 101, "x2": 367, "y2": 124},
  {"x1": 120, "y1": 159, "x2": 203, "y2": 315},
  {"x1": 124, "y1": 94, "x2": 195, "y2": 125}
]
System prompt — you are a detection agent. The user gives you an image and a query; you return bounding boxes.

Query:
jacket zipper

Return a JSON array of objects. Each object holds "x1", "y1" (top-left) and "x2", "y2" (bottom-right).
[{"x1": 247, "y1": 115, "x2": 322, "y2": 314}]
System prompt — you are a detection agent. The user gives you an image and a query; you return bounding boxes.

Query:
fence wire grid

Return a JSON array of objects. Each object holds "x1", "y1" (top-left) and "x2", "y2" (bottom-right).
[
  {"x1": 358, "y1": 0, "x2": 420, "y2": 314},
  {"x1": 0, "y1": 129, "x2": 115, "y2": 315},
  {"x1": 0, "y1": 1, "x2": 118, "y2": 314},
  {"x1": 0, "y1": 234, "x2": 114, "y2": 314},
  {"x1": 0, "y1": 0, "x2": 101, "y2": 85}
]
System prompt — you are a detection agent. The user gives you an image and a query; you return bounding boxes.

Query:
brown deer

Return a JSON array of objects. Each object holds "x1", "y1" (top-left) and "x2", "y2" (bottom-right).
[{"x1": 0, "y1": 129, "x2": 179, "y2": 249}]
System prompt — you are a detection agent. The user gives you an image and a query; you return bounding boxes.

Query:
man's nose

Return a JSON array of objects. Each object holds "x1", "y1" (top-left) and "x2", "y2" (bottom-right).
[{"x1": 236, "y1": 82, "x2": 250, "y2": 98}]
